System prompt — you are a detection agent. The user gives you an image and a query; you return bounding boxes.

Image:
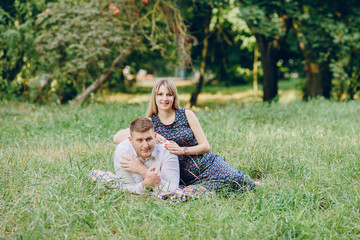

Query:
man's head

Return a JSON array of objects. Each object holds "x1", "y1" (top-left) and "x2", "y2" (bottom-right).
[{"x1": 129, "y1": 117, "x2": 156, "y2": 159}]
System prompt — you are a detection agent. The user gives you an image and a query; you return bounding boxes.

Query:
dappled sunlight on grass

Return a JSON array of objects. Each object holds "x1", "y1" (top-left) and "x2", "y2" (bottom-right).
[
  {"x1": 100, "y1": 80, "x2": 303, "y2": 107},
  {"x1": 192, "y1": 90, "x2": 263, "y2": 106},
  {"x1": 102, "y1": 89, "x2": 302, "y2": 106},
  {"x1": 103, "y1": 92, "x2": 150, "y2": 104},
  {"x1": 279, "y1": 89, "x2": 302, "y2": 103},
  {"x1": 137, "y1": 79, "x2": 197, "y2": 87}
]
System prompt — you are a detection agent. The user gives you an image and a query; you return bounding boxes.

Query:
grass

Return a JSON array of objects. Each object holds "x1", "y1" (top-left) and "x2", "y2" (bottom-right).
[
  {"x1": 101, "y1": 78, "x2": 303, "y2": 108},
  {"x1": 1, "y1": 97, "x2": 360, "y2": 239}
]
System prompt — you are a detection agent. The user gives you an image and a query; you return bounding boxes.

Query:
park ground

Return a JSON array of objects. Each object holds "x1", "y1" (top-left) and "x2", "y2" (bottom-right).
[
  {"x1": 1, "y1": 79, "x2": 360, "y2": 239},
  {"x1": 100, "y1": 78, "x2": 303, "y2": 107}
]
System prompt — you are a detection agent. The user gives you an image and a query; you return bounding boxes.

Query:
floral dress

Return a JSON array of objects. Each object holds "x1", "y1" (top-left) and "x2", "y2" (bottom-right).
[{"x1": 151, "y1": 108, "x2": 255, "y2": 191}]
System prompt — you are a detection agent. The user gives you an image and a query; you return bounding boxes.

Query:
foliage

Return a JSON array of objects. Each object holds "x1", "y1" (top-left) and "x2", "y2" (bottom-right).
[
  {"x1": 34, "y1": 0, "x2": 190, "y2": 103},
  {"x1": 180, "y1": 0, "x2": 256, "y2": 85},
  {"x1": 210, "y1": 4, "x2": 256, "y2": 84},
  {"x1": 1, "y1": 0, "x2": 360, "y2": 102},
  {"x1": 0, "y1": 0, "x2": 49, "y2": 100},
  {"x1": 235, "y1": 0, "x2": 360, "y2": 100},
  {"x1": 235, "y1": 0, "x2": 296, "y2": 101},
  {"x1": 238, "y1": 0, "x2": 296, "y2": 37},
  {"x1": 325, "y1": 2, "x2": 360, "y2": 100},
  {"x1": 1, "y1": 100, "x2": 360, "y2": 238},
  {"x1": 289, "y1": 0, "x2": 360, "y2": 99}
]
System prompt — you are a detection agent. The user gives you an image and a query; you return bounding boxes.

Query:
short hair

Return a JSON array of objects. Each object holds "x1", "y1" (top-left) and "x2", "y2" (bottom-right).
[
  {"x1": 130, "y1": 117, "x2": 154, "y2": 134},
  {"x1": 146, "y1": 79, "x2": 180, "y2": 118}
]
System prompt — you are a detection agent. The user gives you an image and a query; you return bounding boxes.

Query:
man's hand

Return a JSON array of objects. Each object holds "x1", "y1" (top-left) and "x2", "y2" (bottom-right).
[
  {"x1": 142, "y1": 167, "x2": 161, "y2": 190},
  {"x1": 120, "y1": 154, "x2": 147, "y2": 177}
]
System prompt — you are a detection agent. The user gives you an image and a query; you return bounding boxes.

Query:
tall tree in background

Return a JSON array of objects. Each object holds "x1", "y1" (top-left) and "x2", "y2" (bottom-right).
[
  {"x1": 182, "y1": 1, "x2": 212, "y2": 107},
  {"x1": 35, "y1": 0, "x2": 190, "y2": 104},
  {"x1": 2, "y1": 0, "x2": 359, "y2": 103},
  {"x1": 237, "y1": 0, "x2": 294, "y2": 102},
  {"x1": 219, "y1": 5, "x2": 258, "y2": 91},
  {"x1": 293, "y1": 0, "x2": 360, "y2": 100},
  {"x1": 292, "y1": 1, "x2": 335, "y2": 99},
  {"x1": 185, "y1": 0, "x2": 255, "y2": 106}
]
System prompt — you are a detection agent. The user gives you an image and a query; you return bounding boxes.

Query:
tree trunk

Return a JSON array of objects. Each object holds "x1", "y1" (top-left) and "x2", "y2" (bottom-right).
[
  {"x1": 303, "y1": 60, "x2": 332, "y2": 100},
  {"x1": 293, "y1": 21, "x2": 332, "y2": 100},
  {"x1": 190, "y1": 27, "x2": 209, "y2": 107},
  {"x1": 303, "y1": 61, "x2": 322, "y2": 99},
  {"x1": 320, "y1": 62, "x2": 332, "y2": 99},
  {"x1": 71, "y1": 48, "x2": 133, "y2": 105},
  {"x1": 256, "y1": 34, "x2": 279, "y2": 102},
  {"x1": 219, "y1": 38, "x2": 228, "y2": 85},
  {"x1": 253, "y1": 44, "x2": 258, "y2": 92}
]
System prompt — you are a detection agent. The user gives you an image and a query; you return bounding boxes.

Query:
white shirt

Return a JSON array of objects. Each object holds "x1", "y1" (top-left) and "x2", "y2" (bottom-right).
[{"x1": 114, "y1": 139, "x2": 179, "y2": 194}]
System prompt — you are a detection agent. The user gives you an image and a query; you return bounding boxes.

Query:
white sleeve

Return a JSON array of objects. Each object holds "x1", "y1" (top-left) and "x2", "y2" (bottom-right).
[
  {"x1": 120, "y1": 181, "x2": 145, "y2": 194},
  {"x1": 155, "y1": 152, "x2": 179, "y2": 193},
  {"x1": 114, "y1": 142, "x2": 128, "y2": 178},
  {"x1": 113, "y1": 142, "x2": 145, "y2": 194}
]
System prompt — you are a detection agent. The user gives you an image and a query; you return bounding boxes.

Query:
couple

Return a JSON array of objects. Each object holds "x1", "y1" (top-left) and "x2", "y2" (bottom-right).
[
  {"x1": 92, "y1": 79, "x2": 257, "y2": 196},
  {"x1": 91, "y1": 117, "x2": 207, "y2": 198}
]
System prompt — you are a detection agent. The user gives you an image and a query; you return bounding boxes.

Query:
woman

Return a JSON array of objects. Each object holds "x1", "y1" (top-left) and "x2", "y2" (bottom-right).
[{"x1": 114, "y1": 79, "x2": 256, "y2": 190}]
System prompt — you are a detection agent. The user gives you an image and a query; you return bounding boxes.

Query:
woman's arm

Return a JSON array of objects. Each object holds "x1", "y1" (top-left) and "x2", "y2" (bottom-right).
[
  {"x1": 165, "y1": 110, "x2": 210, "y2": 156},
  {"x1": 184, "y1": 109, "x2": 210, "y2": 154},
  {"x1": 113, "y1": 128, "x2": 130, "y2": 143}
]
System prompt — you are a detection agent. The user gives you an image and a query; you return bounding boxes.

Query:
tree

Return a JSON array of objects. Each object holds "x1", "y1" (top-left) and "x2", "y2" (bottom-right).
[
  {"x1": 292, "y1": 2, "x2": 336, "y2": 99},
  {"x1": 0, "y1": 0, "x2": 49, "y2": 100},
  {"x1": 182, "y1": 0, "x2": 212, "y2": 107},
  {"x1": 291, "y1": 0, "x2": 360, "y2": 100},
  {"x1": 183, "y1": 0, "x2": 255, "y2": 107},
  {"x1": 35, "y1": 0, "x2": 190, "y2": 104},
  {"x1": 237, "y1": 0, "x2": 295, "y2": 102}
]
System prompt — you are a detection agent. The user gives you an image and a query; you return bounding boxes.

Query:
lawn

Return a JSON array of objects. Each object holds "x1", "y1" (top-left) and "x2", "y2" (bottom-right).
[
  {"x1": 1, "y1": 96, "x2": 360, "y2": 238},
  {"x1": 100, "y1": 78, "x2": 303, "y2": 107}
]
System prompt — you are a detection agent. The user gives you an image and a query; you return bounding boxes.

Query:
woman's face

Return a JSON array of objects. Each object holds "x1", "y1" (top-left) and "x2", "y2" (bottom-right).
[{"x1": 156, "y1": 85, "x2": 174, "y2": 112}]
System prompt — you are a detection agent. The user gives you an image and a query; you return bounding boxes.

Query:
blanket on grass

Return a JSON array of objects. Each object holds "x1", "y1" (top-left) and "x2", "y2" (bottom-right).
[{"x1": 89, "y1": 170, "x2": 211, "y2": 202}]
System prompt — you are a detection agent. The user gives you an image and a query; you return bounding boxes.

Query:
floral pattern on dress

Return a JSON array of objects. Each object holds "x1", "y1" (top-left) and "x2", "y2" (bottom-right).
[{"x1": 151, "y1": 108, "x2": 255, "y2": 190}]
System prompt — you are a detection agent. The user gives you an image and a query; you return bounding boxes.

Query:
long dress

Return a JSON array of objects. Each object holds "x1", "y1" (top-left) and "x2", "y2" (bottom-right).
[{"x1": 151, "y1": 108, "x2": 255, "y2": 191}]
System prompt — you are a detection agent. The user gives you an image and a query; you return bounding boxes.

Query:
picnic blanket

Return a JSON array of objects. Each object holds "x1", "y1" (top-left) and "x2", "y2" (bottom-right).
[{"x1": 89, "y1": 170, "x2": 212, "y2": 202}]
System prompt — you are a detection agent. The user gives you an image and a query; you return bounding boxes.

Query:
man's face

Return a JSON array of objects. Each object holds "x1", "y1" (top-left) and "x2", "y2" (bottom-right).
[{"x1": 129, "y1": 129, "x2": 156, "y2": 159}]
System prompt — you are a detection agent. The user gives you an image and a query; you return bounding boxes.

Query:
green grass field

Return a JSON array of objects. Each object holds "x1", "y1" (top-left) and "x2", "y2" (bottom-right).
[{"x1": 1, "y1": 98, "x2": 360, "y2": 239}]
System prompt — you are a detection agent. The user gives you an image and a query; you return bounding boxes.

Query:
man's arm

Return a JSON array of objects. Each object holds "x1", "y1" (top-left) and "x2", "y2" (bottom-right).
[
  {"x1": 155, "y1": 151, "x2": 179, "y2": 193},
  {"x1": 114, "y1": 141, "x2": 146, "y2": 194},
  {"x1": 120, "y1": 179, "x2": 146, "y2": 194},
  {"x1": 141, "y1": 167, "x2": 161, "y2": 190},
  {"x1": 121, "y1": 155, "x2": 148, "y2": 178}
]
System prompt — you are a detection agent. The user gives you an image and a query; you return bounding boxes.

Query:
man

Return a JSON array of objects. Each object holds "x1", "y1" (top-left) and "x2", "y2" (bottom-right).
[{"x1": 113, "y1": 117, "x2": 179, "y2": 194}]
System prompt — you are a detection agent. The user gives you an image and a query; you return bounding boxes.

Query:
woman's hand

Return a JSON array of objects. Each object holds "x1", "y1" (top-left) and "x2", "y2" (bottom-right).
[
  {"x1": 154, "y1": 132, "x2": 168, "y2": 143},
  {"x1": 164, "y1": 141, "x2": 184, "y2": 155},
  {"x1": 121, "y1": 154, "x2": 147, "y2": 177}
]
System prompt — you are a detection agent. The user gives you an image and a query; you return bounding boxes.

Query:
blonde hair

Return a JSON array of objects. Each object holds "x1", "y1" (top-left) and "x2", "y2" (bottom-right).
[{"x1": 146, "y1": 79, "x2": 180, "y2": 117}]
